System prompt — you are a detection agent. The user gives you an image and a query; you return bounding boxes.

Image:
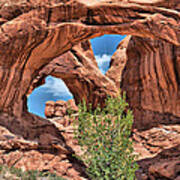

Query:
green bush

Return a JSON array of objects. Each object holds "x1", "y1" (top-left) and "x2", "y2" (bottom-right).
[
  {"x1": 73, "y1": 93, "x2": 138, "y2": 180},
  {"x1": 0, "y1": 164, "x2": 66, "y2": 180}
]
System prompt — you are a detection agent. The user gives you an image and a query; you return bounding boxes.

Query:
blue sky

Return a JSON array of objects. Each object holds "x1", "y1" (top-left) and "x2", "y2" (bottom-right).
[{"x1": 27, "y1": 35, "x2": 126, "y2": 117}]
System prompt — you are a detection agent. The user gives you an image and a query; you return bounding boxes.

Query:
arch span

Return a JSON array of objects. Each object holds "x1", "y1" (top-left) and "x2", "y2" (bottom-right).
[{"x1": 29, "y1": 40, "x2": 118, "y2": 110}]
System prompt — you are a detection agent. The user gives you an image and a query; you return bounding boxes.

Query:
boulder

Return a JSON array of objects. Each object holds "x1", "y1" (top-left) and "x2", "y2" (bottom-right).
[
  {"x1": 45, "y1": 101, "x2": 55, "y2": 118},
  {"x1": 136, "y1": 144, "x2": 180, "y2": 180},
  {"x1": 45, "y1": 99, "x2": 78, "y2": 120},
  {"x1": 66, "y1": 99, "x2": 79, "y2": 113},
  {"x1": 55, "y1": 100, "x2": 67, "y2": 117}
]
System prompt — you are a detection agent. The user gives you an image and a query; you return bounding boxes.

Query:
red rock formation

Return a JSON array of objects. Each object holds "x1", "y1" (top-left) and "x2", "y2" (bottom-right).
[
  {"x1": 0, "y1": 0, "x2": 179, "y2": 118},
  {"x1": 66, "y1": 99, "x2": 79, "y2": 113},
  {"x1": 118, "y1": 37, "x2": 180, "y2": 130},
  {"x1": 45, "y1": 99, "x2": 78, "y2": 120},
  {"x1": 54, "y1": 100, "x2": 67, "y2": 117},
  {"x1": 105, "y1": 34, "x2": 180, "y2": 179},
  {"x1": 0, "y1": 124, "x2": 86, "y2": 180},
  {"x1": 132, "y1": 124, "x2": 180, "y2": 180},
  {"x1": 31, "y1": 40, "x2": 118, "y2": 109},
  {"x1": 106, "y1": 36, "x2": 131, "y2": 87},
  {"x1": 0, "y1": 0, "x2": 179, "y2": 176},
  {"x1": 0, "y1": 118, "x2": 180, "y2": 180},
  {"x1": 106, "y1": 34, "x2": 180, "y2": 130},
  {"x1": 136, "y1": 144, "x2": 180, "y2": 180},
  {"x1": 45, "y1": 101, "x2": 55, "y2": 118}
]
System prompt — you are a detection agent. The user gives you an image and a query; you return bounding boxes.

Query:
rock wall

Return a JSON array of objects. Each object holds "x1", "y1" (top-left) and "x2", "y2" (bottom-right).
[
  {"x1": 0, "y1": 0, "x2": 179, "y2": 117},
  {"x1": 105, "y1": 34, "x2": 180, "y2": 130},
  {"x1": 118, "y1": 37, "x2": 180, "y2": 130}
]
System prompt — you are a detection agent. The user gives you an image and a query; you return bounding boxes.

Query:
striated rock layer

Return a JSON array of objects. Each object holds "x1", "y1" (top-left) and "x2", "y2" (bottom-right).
[
  {"x1": 133, "y1": 125, "x2": 180, "y2": 180},
  {"x1": 105, "y1": 33, "x2": 180, "y2": 129},
  {"x1": 105, "y1": 34, "x2": 180, "y2": 179},
  {"x1": 117, "y1": 36, "x2": 180, "y2": 130},
  {"x1": 0, "y1": 122, "x2": 87, "y2": 180}
]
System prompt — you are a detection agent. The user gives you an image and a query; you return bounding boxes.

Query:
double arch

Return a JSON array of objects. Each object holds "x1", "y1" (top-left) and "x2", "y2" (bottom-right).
[{"x1": 0, "y1": 0, "x2": 179, "y2": 146}]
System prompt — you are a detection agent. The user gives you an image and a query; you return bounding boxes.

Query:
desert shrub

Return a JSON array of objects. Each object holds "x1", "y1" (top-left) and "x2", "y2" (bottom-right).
[
  {"x1": 0, "y1": 164, "x2": 65, "y2": 180},
  {"x1": 73, "y1": 92, "x2": 138, "y2": 180}
]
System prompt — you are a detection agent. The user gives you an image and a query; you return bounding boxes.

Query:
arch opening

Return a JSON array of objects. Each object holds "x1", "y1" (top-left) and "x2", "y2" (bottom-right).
[
  {"x1": 27, "y1": 76, "x2": 73, "y2": 118},
  {"x1": 91, "y1": 35, "x2": 126, "y2": 74},
  {"x1": 27, "y1": 34, "x2": 126, "y2": 118}
]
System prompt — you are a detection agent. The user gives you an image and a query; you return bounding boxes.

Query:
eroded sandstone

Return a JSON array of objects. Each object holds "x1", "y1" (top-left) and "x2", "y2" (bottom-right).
[
  {"x1": 0, "y1": 118, "x2": 180, "y2": 180},
  {"x1": 0, "y1": 0, "x2": 179, "y2": 143},
  {"x1": 0, "y1": 123, "x2": 86, "y2": 180},
  {"x1": 0, "y1": 0, "x2": 180, "y2": 179},
  {"x1": 30, "y1": 40, "x2": 118, "y2": 109},
  {"x1": 119, "y1": 36, "x2": 180, "y2": 129}
]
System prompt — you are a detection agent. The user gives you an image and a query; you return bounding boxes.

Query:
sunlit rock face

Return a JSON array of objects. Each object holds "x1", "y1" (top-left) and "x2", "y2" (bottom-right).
[
  {"x1": 44, "y1": 101, "x2": 55, "y2": 118},
  {"x1": 106, "y1": 36, "x2": 131, "y2": 87}
]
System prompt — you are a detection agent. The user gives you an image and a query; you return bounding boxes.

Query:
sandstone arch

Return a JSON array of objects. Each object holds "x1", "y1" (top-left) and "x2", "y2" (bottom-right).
[
  {"x1": 0, "y1": 0, "x2": 179, "y2": 149},
  {"x1": 29, "y1": 40, "x2": 118, "y2": 109}
]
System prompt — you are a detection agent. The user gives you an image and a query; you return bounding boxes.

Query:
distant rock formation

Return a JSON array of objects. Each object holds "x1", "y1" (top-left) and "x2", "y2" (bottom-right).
[{"x1": 45, "y1": 99, "x2": 78, "y2": 118}]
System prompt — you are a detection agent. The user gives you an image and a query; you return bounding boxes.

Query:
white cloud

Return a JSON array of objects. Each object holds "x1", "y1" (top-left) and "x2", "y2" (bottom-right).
[
  {"x1": 42, "y1": 76, "x2": 73, "y2": 97},
  {"x1": 95, "y1": 54, "x2": 111, "y2": 74}
]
